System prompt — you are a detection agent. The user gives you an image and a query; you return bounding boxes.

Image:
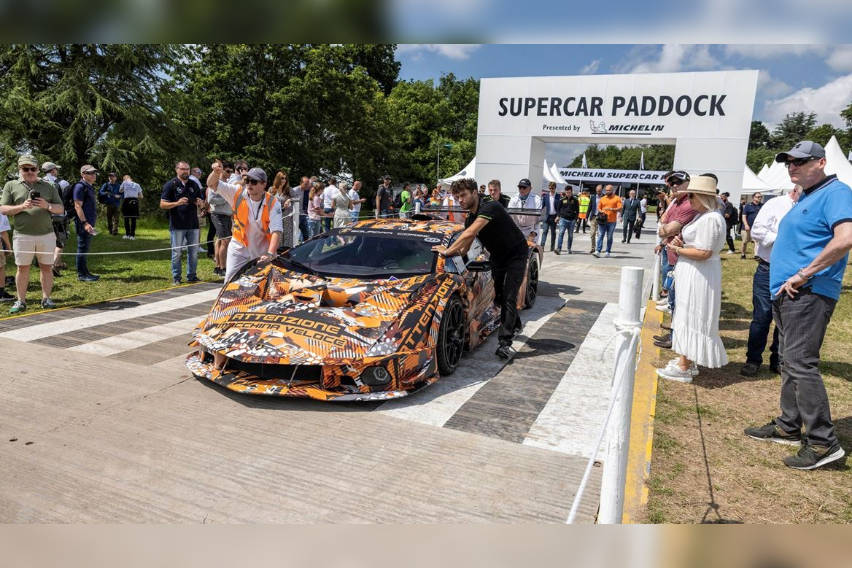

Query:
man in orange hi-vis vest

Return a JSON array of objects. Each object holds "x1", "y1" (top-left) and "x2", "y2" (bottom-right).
[{"x1": 207, "y1": 161, "x2": 283, "y2": 281}]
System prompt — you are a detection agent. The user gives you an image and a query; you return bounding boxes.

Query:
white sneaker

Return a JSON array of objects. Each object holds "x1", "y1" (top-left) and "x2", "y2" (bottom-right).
[
  {"x1": 592, "y1": 251, "x2": 600, "y2": 258},
  {"x1": 726, "y1": 250, "x2": 736, "y2": 255},
  {"x1": 122, "y1": 235, "x2": 129, "y2": 239},
  {"x1": 656, "y1": 304, "x2": 672, "y2": 314},
  {"x1": 605, "y1": 252, "x2": 611, "y2": 258},
  {"x1": 657, "y1": 365, "x2": 695, "y2": 383},
  {"x1": 665, "y1": 358, "x2": 698, "y2": 376}
]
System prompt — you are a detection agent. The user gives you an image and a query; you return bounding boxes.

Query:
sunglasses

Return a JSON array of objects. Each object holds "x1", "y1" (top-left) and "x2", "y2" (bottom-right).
[
  {"x1": 785, "y1": 157, "x2": 817, "y2": 168},
  {"x1": 246, "y1": 179, "x2": 262, "y2": 185},
  {"x1": 224, "y1": 168, "x2": 234, "y2": 174},
  {"x1": 83, "y1": 170, "x2": 97, "y2": 175},
  {"x1": 19, "y1": 166, "x2": 38, "y2": 172},
  {"x1": 238, "y1": 167, "x2": 248, "y2": 173}
]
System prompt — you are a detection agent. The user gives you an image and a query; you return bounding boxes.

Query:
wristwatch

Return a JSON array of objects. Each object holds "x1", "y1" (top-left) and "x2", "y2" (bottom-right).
[{"x1": 796, "y1": 269, "x2": 811, "y2": 280}]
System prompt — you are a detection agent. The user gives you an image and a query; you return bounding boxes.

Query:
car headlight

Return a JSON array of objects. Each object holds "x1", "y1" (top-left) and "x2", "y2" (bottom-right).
[{"x1": 361, "y1": 365, "x2": 391, "y2": 387}]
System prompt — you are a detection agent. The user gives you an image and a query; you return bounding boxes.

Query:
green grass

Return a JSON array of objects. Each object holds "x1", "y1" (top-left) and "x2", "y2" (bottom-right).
[
  {"x1": 644, "y1": 251, "x2": 851, "y2": 524},
  {"x1": 1, "y1": 215, "x2": 220, "y2": 318}
]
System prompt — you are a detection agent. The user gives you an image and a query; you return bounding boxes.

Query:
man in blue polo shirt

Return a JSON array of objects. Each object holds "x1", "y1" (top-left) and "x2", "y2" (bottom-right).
[{"x1": 744, "y1": 141, "x2": 852, "y2": 470}]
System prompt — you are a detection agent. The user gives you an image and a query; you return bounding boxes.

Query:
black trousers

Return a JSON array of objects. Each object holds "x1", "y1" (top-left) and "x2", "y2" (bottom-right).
[
  {"x1": 725, "y1": 225, "x2": 735, "y2": 252},
  {"x1": 124, "y1": 217, "x2": 137, "y2": 237},
  {"x1": 622, "y1": 218, "x2": 636, "y2": 242},
  {"x1": 772, "y1": 288, "x2": 838, "y2": 447},
  {"x1": 206, "y1": 214, "x2": 216, "y2": 256},
  {"x1": 491, "y1": 255, "x2": 527, "y2": 346}
]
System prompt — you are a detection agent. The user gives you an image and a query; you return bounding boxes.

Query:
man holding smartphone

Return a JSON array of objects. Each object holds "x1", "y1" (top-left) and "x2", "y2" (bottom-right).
[{"x1": 0, "y1": 155, "x2": 65, "y2": 313}]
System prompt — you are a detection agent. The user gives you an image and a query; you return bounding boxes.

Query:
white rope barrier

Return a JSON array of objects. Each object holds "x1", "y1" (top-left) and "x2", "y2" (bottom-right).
[
  {"x1": 566, "y1": 323, "x2": 641, "y2": 524},
  {"x1": 566, "y1": 266, "x2": 645, "y2": 524}
]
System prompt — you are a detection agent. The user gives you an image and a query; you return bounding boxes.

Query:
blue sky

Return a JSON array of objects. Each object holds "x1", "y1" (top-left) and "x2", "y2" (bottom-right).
[{"x1": 395, "y1": 44, "x2": 852, "y2": 166}]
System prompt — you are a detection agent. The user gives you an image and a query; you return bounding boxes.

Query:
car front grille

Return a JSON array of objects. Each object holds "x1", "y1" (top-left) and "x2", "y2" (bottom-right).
[{"x1": 226, "y1": 360, "x2": 323, "y2": 383}]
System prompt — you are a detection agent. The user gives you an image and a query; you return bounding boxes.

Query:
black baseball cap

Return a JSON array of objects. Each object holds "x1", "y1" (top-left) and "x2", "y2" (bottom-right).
[
  {"x1": 517, "y1": 178, "x2": 531, "y2": 188},
  {"x1": 666, "y1": 170, "x2": 690, "y2": 185}
]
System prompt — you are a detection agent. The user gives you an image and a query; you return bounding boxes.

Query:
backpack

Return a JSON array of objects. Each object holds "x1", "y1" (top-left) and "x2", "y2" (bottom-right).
[
  {"x1": 392, "y1": 190, "x2": 403, "y2": 210},
  {"x1": 97, "y1": 185, "x2": 110, "y2": 205},
  {"x1": 64, "y1": 183, "x2": 79, "y2": 219}
]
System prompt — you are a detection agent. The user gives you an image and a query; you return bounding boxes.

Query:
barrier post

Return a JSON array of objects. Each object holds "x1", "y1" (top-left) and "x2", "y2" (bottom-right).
[
  {"x1": 652, "y1": 236, "x2": 662, "y2": 301},
  {"x1": 599, "y1": 266, "x2": 644, "y2": 524}
]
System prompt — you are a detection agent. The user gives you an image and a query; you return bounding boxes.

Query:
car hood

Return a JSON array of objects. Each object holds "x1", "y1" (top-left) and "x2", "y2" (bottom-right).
[{"x1": 193, "y1": 262, "x2": 440, "y2": 364}]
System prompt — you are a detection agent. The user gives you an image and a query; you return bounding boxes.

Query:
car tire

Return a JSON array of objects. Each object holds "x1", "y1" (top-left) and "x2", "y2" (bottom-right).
[
  {"x1": 437, "y1": 294, "x2": 465, "y2": 375},
  {"x1": 523, "y1": 256, "x2": 539, "y2": 309}
]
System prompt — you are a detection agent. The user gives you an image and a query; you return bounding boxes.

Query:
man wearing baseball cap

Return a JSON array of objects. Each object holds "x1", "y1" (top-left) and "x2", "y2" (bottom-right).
[
  {"x1": 744, "y1": 140, "x2": 852, "y2": 470},
  {"x1": 507, "y1": 178, "x2": 542, "y2": 242},
  {"x1": 41, "y1": 161, "x2": 71, "y2": 274},
  {"x1": 0, "y1": 154, "x2": 65, "y2": 312},
  {"x1": 207, "y1": 162, "x2": 283, "y2": 281}
]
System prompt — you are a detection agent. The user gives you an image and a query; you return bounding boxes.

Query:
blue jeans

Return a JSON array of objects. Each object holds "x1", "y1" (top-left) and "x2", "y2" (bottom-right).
[
  {"x1": 308, "y1": 219, "x2": 322, "y2": 238},
  {"x1": 661, "y1": 249, "x2": 676, "y2": 311},
  {"x1": 170, "y1": 228, "x2": 199, "y2": 281},
  {"x1": 298, "y1": 214, "x2": 309, "y2": 243},
  {"x1": 350, "y1": 210, "x2": 360, "y2": 223},
  {"x1": 322, "y1": 208, "x2": 333, "y2": 232},
  {"x1": 596, "y1": 221, "x2": 616, "y2": 253},
  {"x1": 75, "y1": 220, "x2": 93, "y2": 276},
  {"x1": 556, "y1": 218, "x2": 575, "y2": 251},
  {"x1": 746, "y1": 261, "x2": 780, "y2": 368}
]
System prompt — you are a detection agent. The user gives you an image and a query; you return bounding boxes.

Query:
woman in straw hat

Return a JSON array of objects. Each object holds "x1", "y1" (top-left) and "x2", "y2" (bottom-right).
[{"x1": 657, "y1": 175, "x2": 729, "y2": 382}]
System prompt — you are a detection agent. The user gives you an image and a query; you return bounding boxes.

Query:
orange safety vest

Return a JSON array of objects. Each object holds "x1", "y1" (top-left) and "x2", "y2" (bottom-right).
[{"x1": 231, "y1": 187, "x2": 273, "y2": 247}]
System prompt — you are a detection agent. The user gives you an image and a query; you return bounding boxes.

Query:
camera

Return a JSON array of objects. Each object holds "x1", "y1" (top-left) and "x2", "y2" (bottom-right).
[{"x1": 28, "y1": 190, "x2": 40, "y2": 200}]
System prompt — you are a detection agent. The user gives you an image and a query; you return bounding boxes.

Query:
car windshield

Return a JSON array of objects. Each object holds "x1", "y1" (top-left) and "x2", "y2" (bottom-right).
[{"x1": 282, "y1": 228, "x2": 439, "y2": 278}]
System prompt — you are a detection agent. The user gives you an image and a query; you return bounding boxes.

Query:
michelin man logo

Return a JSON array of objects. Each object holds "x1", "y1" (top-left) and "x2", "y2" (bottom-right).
[{"x1": 590, "y1": 120, "x2": 607, "y2": 134}]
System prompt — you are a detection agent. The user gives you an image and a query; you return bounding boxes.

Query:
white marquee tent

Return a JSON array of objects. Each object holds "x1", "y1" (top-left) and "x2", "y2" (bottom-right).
[
  {"x1": 742, "y1": 165, "x2": 773, "y2": 193},
  {"x1": 438, "y1": 157, "x2": 476, "y2": 187},
  {"x1": 824, "y1": 135, "x2": 852, "y2": 187}
]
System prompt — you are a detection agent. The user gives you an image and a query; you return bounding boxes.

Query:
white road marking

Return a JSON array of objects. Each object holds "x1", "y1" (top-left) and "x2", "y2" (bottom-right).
[
  {"x1": 68, "y1": 316, "x2": 203, "y2": 357},
  {"x1": 375, "y1": 295, "x2": 566, "y2": 427},
  {"x1": 0, "y1": 288, "x2": 220, "y2": 342},
  {"x1": 522, "y1": 302, "x2": 618, "y2": 459}
]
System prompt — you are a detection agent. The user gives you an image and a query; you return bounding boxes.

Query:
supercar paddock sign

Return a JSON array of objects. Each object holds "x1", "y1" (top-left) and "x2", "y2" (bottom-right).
[{"x1": 475, "y1": 69, "x2": 759, "y2": 203}]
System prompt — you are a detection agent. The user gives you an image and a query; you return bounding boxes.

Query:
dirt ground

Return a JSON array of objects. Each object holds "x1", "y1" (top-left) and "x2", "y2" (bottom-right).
[{"x1": 643, "y1": 255, "x2": 851, "y2": 524}]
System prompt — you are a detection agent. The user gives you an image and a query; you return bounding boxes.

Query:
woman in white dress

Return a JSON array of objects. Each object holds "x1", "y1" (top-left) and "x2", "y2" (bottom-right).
[
  {"x1": 657, "y1": 175, "x2": 729, "y2": 383},
  {"x1": 332, "y1": 181, "x2": 353, "y2": 228}
]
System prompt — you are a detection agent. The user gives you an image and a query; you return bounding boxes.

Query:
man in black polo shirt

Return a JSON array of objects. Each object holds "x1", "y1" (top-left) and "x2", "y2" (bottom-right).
[
  {"x1": 160, "y1": 161, "x2": 206, "y2": 285},
  {"x1": 432, "y1": 177, "x2": 529, "y2": 360}
]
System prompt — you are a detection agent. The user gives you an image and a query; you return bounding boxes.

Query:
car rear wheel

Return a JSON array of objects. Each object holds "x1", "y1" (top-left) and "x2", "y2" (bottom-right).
[
  {"x1": 524, "y1": 256, "x2": 539, "y2": 309},
  {"x1": 437, "y1": 295, "x2": 465, "y2": 375}
]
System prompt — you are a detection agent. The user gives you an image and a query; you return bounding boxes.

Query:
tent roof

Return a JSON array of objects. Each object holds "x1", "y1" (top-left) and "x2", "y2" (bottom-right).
[
  {"x1": 438, "y1": 157, "x2": 476, "y2": 187},
  {"x1": 824, "y1": 135, "x2": 852, "y2": 187},
  {"x1": 742, "y1": 165, "x2": 772, "y2": 192},
  {"x1": 758, "y1": 160, "x2": 795, "y2": 190}
]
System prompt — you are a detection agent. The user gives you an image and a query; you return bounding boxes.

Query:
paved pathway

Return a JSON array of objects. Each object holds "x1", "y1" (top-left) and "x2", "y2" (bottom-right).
[{"x1": 0, "y1": 220, "x2": 659, "y2": 523}]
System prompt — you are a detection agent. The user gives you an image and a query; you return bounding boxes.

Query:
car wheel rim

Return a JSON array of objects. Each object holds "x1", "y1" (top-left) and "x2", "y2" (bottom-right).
[
  {"x1": 443, "y1": 301, "x2": 465, "y2": 367},
  {"x1": 527, "y1": 261, "x2": 538, "y2": 304}
]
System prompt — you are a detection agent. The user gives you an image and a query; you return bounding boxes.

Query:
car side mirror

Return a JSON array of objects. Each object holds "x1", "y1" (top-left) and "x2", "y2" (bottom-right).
[{"x1": 466, "y1": 260, "x2": 491, "y2": 272}]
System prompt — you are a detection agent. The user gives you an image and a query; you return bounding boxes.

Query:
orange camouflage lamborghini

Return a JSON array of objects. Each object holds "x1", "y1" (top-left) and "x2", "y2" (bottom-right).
[{"x1": 186, "y1": 215, "x2": 542, "y2": 401}]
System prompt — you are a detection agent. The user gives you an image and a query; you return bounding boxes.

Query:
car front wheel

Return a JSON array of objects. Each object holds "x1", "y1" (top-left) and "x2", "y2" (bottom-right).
[{"x1": 437, "y1": 294, "x2": 465, "y2": 375}]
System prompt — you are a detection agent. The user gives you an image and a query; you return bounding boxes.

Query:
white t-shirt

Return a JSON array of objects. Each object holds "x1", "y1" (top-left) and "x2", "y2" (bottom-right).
[
  {"x1": 0, "y1": 212, "x2": 10, "y2": 233},
  {"x1": 121, "y1": 181, "x2": 143, "y2": 199},
  {"x1": 640, "y1": 198, "x2": 648, "y2": 214},
  {"x1": 508, "y1": 192, "x2": 542, "y2": 210},
  {"x1": 323, "y1": 185, "x2": 336, "y2": 209},
  {"x1": 348, "y1": 189, "x2": 362, "y2": 213},
  {"x1": 750, "y1": 195, "x2": 795, "y2": 263},
  {"x1": 214, "y1": 180, "x2": 284, "y2": 259}
]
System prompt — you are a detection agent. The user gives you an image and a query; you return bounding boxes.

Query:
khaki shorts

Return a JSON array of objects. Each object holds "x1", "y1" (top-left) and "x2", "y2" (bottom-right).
[
  {"x1": 743, "y1": 229, "x2": 752, "y2": 243},
  {"x1": 13, "y1": 232, "x2": 55, "y2": 266}
]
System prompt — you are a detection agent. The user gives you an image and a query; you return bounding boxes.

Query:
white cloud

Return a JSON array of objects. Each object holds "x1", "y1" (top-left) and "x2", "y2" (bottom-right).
[
  {"x1": 396, "y1": 44, "x2": 481, "y2": 61},
  {"x1": 826, "y1": 45, "x2": 852, "y2": 72},
  {"x1": 579, "y1": 59, "x2": 600, "y2": 75},
  {"x1": 614, "y1": 45, "x2": 720, "y2": 74},
  {"x1": 757, "y1": 69, "x2": 794, "y2": 98},
  {"x1": 762, "y1": 74, "x2": 852, "y2": 128},
  {"x1": 723, "y1": 45, "x2": 828, "y2": 59}
]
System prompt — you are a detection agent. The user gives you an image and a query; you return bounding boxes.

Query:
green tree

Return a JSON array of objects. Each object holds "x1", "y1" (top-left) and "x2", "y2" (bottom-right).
[
  {"x1": 746, "y1": 148, "x2": 777, "y2": 173},
  {"x1": 769, "y1": 112, "x2": 817, "y2": 150},
  {"x1": 0, "y1": 44, "x2": 185, "y2": 193},
  {"x1": 804, "y1": 124, "x2": 842, "y2": 147},
  {"x1": 749, "y1": 121, "x2": 771, "y2": 149}
]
